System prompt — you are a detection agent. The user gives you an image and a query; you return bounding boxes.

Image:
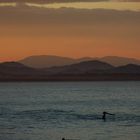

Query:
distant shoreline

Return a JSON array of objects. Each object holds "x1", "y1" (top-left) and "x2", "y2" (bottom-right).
[
  {"x1": 0, "y1": 80, "x2": 140, "y2": 83},
  {"x1": 0, "y1": 74, "x2": 140, "y2": 82}
]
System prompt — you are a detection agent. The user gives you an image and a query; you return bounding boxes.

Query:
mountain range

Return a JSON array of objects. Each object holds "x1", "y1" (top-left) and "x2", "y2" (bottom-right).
[
  {"x1": 0, "y1": 58, "x2": 140, "y2": 81},
  {"x1": 0, "y1": 62, "x2": 42, "y2": 80},
  {"x1": 44, "y1": 60, "x2": 114, "y2": 75},
  {"x1": 19, "y1": 55, "x2": 140, "y2": 68}
]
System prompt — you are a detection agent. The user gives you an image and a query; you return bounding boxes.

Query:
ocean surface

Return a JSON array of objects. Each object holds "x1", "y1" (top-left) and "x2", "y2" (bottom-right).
[{"x1": 0, "y1": 82, "x2": 140, "y2": 140}]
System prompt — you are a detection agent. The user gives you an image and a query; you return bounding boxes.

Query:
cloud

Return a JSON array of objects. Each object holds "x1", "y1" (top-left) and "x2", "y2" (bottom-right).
[
  {"x1": 112, "y1": 0, "x2": 140, "y2": 1},
  {"x1": 0, "y1": 0, "x2": 109, "y2": 3},
  {"x1": 0, "y1": 6, "x2": 140, "y2": 37},
  {"x1": 24, "y1": 2, "x2": 140, "y2": 11},
  {"x1": 0, "y1": 0, "x2": 139, "y2": 4}
]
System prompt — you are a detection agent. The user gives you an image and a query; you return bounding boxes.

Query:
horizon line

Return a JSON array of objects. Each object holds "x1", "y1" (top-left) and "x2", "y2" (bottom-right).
[{"x1": 0, "y1": 55, "x2": 140, "y2": 63}]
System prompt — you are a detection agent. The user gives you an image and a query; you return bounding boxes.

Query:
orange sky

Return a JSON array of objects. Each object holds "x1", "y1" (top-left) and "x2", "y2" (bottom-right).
[
  {"x1": 0, "y1": 35, "x2": 139, "y2": 62},
  {"x1": 0, "y1": 2, "x2": 140, "y2": 62}
]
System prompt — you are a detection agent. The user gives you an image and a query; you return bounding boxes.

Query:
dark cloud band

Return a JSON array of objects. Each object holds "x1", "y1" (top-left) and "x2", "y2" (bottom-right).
[
  {"x1": 0, "y1": 0, "x2": 139, "y2": 3},
  {"x1": 0, "y1": 0, "x2": 108, "y2": 3}
]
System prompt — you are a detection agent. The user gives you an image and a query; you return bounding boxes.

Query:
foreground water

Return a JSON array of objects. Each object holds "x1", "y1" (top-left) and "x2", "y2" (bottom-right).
[{"x1": 0, "y1": 82, "x2": 140, "y2": 140}]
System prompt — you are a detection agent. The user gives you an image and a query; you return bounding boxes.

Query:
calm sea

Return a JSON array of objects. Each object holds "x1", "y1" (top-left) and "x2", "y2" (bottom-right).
[{"x1": 0, "y1": 82, "x2": 140, "y2": 140}]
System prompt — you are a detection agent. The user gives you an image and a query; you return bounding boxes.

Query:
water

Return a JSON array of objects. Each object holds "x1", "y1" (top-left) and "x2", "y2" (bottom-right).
[{"x1": 0, "y1": 82, "x2": 140, "y2": 140}]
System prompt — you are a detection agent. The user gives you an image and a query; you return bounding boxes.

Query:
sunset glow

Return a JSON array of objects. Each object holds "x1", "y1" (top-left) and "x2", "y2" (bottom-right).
[
  {"x1": 0, "y1": 1, "x2": 140, "y2": 62},
  {"x1": 26, "y1": 2, "x2": 140, "y2": 11}
]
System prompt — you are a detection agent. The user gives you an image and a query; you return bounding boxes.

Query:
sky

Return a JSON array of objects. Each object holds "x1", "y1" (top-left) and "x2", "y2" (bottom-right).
[{"x1": 0, "y1": 1, "x2": 140, "y2": 62}]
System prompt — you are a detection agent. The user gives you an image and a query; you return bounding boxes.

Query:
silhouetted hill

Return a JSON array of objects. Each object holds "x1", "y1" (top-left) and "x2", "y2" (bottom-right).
[
  {"x1": 0, "y1": 62, "x2": 39, "y2": 75},
  {"x1": 44, "y1": 60, "x2": 114, "y2": 75},
  {"x1": 110, "y1": 64, "x2": 140, "y2": 74},
  {"x1": 19, "y1": 55, "x2": 140, "y2": 68},
  {"x1": 44, "y1": 63, "x2": 140, "y2": 81},
  {"x1": 76, "y1": 57, "x2": 95, "y2": 62},
  {"x1": 100, "y1": 56, "x2": 140, "y2": 67},
  {"x1": 0, "y1": 61, "x2": 140, "y2": 81},
  {"x1": 76, "y1": 56, "x2": 140, "y2": 67},
  {"x1": 19, "y1": 55, "x2": 75, "y2": 68}
]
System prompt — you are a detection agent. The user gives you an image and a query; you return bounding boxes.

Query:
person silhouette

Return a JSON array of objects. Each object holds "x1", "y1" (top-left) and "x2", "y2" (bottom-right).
[
  {"x1": 62, "y1": 138, "x2": 79, "y2": 140},
  {"x1": 102, "y1": 111, "x2": 115, "y2": 121}
]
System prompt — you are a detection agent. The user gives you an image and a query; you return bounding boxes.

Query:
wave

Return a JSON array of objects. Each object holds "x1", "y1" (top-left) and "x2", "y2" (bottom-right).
[{"x1": 0, "y1": 108, "x2": 140, "y2": 123}]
